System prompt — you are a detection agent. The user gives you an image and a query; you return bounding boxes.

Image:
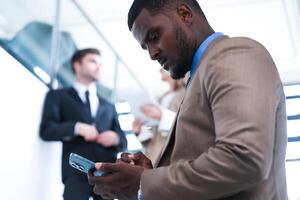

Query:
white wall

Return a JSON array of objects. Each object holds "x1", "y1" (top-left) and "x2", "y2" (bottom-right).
[{"x1": 0, "y1": 47, "x2": 63, "y2": 200}]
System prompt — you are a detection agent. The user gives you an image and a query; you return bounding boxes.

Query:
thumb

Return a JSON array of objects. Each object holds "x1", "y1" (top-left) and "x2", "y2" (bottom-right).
[
  {"x1": 131, "y1": 152, "x2": 153, "y2": 169},
  {"x1": 95, "y1": 162, "x2": 121, "y2": 173},
  {"x1": 131, "y1": 152, "x2": 146, "y2": 161},
  {"x1": 95, "y1": 162, "x2": 103, "y2": 170},
  {"x1": 120, "y1": 152, "x2": 133, "y2": 163}
]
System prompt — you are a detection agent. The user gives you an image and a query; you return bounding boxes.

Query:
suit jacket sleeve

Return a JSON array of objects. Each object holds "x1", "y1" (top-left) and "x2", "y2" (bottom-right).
[
  {"x1": 141, "y1": 38, "x2": 285, "y2": 199},
  {"x1": 39, "y1": 90, "x2": 77, "y2": 141}
]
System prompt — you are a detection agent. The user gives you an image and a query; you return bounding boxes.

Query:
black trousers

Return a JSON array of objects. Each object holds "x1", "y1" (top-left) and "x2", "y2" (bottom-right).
[{"x1": 63, "y1": 176, "x2": 105, "y2": 200}]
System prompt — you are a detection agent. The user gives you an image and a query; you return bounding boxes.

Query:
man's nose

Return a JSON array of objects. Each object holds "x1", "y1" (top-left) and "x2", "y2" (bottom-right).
[{"x1": 148, "y1": 45, "x2": 160, "y2": 60}]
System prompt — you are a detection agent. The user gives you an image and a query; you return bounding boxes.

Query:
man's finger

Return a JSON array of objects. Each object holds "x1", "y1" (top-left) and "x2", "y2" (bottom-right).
[
  {"x1": 93, "y1": 185, "x2": 118, "y2": 199},
  {"x1": 95, "y1": 162, "x2": 125, "y2": 173},
  {"x1": 87, "y1": 171, "x2": 96, "y2": 185},
  {"x1": 87, "y1": 171, "x2": 103, "y2": 185},
  {"x1": 120, "y1": 152, "x2": 132, "y2": 163},
  {"x1": 131, "y1": 152, "x2": 153, "y2": 168},
  {"x1": 88, "y1": 171, "x2": 116, "y2": 186},
  {"x1": 93, "y1": 185, "x2": 106, "y2": 195},
  {"x1": 132, "y1": 151, "x2": 147, "y2": 161}
]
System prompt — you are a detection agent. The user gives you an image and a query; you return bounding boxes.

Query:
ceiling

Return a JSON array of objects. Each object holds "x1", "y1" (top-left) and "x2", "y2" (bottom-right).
[
  {"x1": 73, "y1": 0, "x2": 300, "y2": 85},
  {"x1": 0, "y1": 0, "x2": 300, "y2": 94}
]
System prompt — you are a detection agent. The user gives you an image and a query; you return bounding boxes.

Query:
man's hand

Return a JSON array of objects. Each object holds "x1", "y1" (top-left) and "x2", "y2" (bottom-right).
[
  {"x1": 88, "y1": 162, "x2": 144, "y2": 200},
  {"x1": 121, "y1": 152, "x2": 153, "y2": 168},
  {"x1": 88, "y1": 152, "x2": 153, "y2": 199},
  {"x1": 76, "y1": 122, "x2": 98, "y2": 141},
  {"x1": 96, "y1": 131, "x2": 119, "y2": 147},
  {"x1": 132, "y1": 118, "x2": 143, "y2": 134},
  {"x1": 141, "y1": 103, "x2": 162, "y2": 120}
]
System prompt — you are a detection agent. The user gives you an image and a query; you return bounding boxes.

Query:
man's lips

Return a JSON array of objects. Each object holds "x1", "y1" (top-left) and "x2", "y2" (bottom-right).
[
  {"x1": 163, "y1": 63, "x2": 169, "y2": 71},
  {"x1": 158, "y1": 58, "x2": 167, "y2": 66}
]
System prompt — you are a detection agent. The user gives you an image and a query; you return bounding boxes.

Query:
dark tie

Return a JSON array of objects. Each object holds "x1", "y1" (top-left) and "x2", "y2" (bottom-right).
[{"x1": 84, "y1": 90, "x2": 92, "y2": 121}]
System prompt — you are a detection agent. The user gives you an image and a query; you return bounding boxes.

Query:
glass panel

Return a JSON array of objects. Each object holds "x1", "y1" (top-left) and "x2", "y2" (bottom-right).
[
  {"x1": 0, "y1": 0, "x2": 55, "y2": 39},
  {"x1": 61, "y1": 3, "x2": 115, "y2": 87},
  {"x1": 0, "y1": 0, "x2": 158, "y2": 104},
  {"x1": 285, "y1": 85, "x2": 300, "y2": 138},
  {"x1": 286, "y1": 98, "x2": 300, "y2": 116},
  {"x1": 284, "y1": 84, "x2": 300, "y2": 97},
  {"x1": 0, "y1": 0, "x2": 145, "y2": 150},
  {"x1": 287, "y1": 120, "x2": 300, "y2": 137},
  {"x1": 0, "y1": 0, "x2": 56, "y2": 84},
  {"x1": 286, "y1": 142, "x2": 300, "y2": 160}
]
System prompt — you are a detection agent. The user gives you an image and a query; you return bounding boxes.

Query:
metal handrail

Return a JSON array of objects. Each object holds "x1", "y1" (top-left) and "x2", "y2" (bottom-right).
[
  {"x1": 288, "y1": 136, "x2": 300, "y2": 142},
  {"x1": 49, "y1": 0, "x2": 62, "y2": 88}
]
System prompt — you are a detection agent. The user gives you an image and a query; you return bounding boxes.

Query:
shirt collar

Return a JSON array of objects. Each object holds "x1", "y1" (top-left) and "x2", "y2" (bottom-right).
[
  {"x1": 190, "y1": 32, "x2": 224, "y2": 79},
  {"x1": 73, "y1": 81, "x2": 97, "y2": 100}
]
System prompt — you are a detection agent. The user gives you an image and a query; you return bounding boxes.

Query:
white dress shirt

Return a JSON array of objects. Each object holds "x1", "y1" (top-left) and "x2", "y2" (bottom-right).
[
  {"x1": 158, "y1": 92, "x2": 176, "y2": 136},
  {"x1": 73, "y1": 81, "x2": 99, "y2": 118},
  {"x1": 73, "y1": 82, "x2": 99, "y2": 135}
]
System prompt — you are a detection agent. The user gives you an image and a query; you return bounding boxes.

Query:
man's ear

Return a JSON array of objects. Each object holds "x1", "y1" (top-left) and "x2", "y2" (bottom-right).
[
  {"x1": 177, "y1": 4, "x2": 193, "y2": 26},
  {"x1": 73, "y1": 61, "x2": 81, "y2": 74}
]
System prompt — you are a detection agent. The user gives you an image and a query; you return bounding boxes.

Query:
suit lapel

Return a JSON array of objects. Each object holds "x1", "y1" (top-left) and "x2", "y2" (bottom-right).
[
  {"x1": 68, "y1": 87, "x2": 83, "y2": 104},
  {"x1": 67, "y1": 87, "x2": 92, "y2": 122},
  {"x1": 94, "y1": 96, "x2": 106, "y2": 123},
  {"x1": 155, "y1": 36, "x2": 229, "y2": 167},
  {"x1": 154, "y1": 118, "x2": 177, "y2": 167},
  {"x1": 155, "y1": 85, "x2": 187, "y2": 167},
  {"x1": 155, "y1": 102, "x2": 184, "y2": 167}
]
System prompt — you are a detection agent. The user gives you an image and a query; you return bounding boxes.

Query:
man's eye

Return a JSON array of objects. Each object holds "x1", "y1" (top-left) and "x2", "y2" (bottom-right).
[
  {"x1": 149, "y1": 32, "x2": 158, "y2": 41},
  {"x1": 89, "y1": 60, "x2": 96, "y2": 63}
]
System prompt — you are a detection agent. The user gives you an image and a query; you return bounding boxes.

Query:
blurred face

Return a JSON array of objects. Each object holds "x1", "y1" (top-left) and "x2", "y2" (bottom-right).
[
  {"x1": 75, "y1": 53, "x2": 101, "y2": 83},
  {"x1": 132, "y1": 9, "x2": 193, "y2": 79}
]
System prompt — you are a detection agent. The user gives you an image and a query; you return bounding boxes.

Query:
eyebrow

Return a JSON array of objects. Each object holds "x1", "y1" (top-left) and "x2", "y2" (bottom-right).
[
  {"x1": 87, "y1": 58, "x2": 96, "y2": 61},
  {"x1": 141, "y1": 27, "x2": 157, "y2": 50}
]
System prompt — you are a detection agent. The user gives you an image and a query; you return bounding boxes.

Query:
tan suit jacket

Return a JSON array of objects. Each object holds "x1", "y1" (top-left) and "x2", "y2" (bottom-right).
[{"x1": 141, "y1": 36, "x2": 288, "y2": 200}]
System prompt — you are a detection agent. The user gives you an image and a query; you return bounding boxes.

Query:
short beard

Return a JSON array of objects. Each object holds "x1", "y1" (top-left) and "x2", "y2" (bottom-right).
[{"x1": 170, "y1": 26, "x2": 192, "y2": 80}]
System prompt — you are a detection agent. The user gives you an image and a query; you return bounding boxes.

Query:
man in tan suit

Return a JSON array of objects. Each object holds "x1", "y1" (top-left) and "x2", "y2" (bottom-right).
[{"x1": 88, "y1": 0, "x2": 288, "y2": 199}]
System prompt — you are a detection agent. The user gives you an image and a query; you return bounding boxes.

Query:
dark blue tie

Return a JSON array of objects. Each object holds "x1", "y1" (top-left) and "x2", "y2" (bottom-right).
[{"x1": 84, "y1": 90, "x2": 92, "y2": 121}]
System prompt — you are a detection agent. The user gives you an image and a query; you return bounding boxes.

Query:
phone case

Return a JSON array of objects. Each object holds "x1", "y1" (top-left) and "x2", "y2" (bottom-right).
[{"x1": 69, "y1": 153, "x2": 107, "y2": 176}]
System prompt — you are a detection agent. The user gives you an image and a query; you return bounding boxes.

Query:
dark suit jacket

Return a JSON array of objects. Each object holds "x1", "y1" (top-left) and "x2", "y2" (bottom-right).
[
  {"x1": 141, "y1": 37, "x2": 288, "y2": 199},
  {"x1": 40, "y1": 87, "x2": 127, "y2": 181}
]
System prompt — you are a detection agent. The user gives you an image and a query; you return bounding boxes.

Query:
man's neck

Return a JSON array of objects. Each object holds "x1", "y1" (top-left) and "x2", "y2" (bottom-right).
[
  {"x1": 73, "y1": 81, "x2": 97, "y2": 96},
  {"x1": 193, "y1": 18, "x2": 215, "y2": 49},
  {"x1": 75, "y1": 77, "x2": 94, "y2": 87}
]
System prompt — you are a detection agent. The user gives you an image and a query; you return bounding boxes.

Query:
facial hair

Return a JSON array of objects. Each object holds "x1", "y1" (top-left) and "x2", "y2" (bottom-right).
[{"x1": 170, "y1": 25, "x2": 192, "y2": 80}]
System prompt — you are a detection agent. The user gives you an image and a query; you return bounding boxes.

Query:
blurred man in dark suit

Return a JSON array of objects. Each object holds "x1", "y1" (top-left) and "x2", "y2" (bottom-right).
[{"x1": 40, "y1": 48, "x2": 127, "y2": 200}]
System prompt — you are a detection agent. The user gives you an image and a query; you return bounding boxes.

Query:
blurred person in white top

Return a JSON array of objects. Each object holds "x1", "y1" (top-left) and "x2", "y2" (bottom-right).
[{"x1": 132, "y1": 68, "x2": 185, "y2": 162}]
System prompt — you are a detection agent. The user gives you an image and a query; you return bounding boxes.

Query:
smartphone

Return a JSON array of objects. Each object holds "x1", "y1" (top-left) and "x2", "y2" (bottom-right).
[{"x1": 69, "y1": 153, "x2": 107, "y2": 176}]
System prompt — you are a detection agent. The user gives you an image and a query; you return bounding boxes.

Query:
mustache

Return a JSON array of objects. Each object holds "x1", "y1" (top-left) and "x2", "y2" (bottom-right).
[{"x1": 158, "y1": 57, "x2": 167, "y2": 66}]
